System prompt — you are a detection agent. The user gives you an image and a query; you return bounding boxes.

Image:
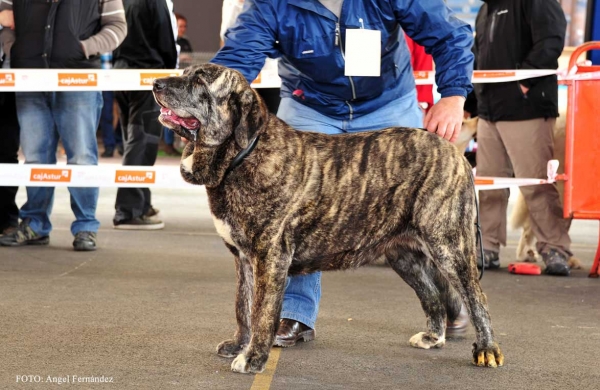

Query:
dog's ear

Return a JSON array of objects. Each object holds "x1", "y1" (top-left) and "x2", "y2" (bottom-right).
[{"x1": 231, "y1": 88, "x2": 268, "y2": 148}]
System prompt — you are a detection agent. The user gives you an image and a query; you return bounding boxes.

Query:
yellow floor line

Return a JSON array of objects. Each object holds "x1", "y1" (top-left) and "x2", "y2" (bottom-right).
[{"x1": 250, "y1": 348, "x2": 281, "y2": 390}]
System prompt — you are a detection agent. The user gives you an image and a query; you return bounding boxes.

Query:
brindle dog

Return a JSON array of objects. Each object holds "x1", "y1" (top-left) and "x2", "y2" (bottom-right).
[{"x1": 153, "y1": 64, "x2": 504, "y2": 374}]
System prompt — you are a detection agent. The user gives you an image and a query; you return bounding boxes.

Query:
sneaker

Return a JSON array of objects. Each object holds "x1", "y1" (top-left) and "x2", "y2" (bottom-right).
[
  {"x1": 477, "y1": 249, "x2": 500, "y2": 269},
  {"x1": 541, "y1": 249, "x2": 570, "y2": 276},
  {"x1": 0, "y1": 226, "x2": 18, "y2": 237},
  {"x1": 0, "y1": 220, "x2": 49, "y2": 246},
  {"x1": 101, "y1": 148, "x2": 114, "y2": 158},
  {"x1": 113, "y1": 216, "x2": 165, "y2": 230},
  {"x1": 144, "y1": 206, "x2": 160, "y2": 219},
  {"x1": 163, "y1": 144, "x2": 182, "y2": 156},
  {"x1": 73, "y1": 231, "x2": 97, "y2": 251}
]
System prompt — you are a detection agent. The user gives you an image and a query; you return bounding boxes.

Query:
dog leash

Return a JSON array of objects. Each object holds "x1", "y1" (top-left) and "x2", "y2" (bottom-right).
[{"x1": 224, "y1": 135, "x2": 260, "y2": 177}]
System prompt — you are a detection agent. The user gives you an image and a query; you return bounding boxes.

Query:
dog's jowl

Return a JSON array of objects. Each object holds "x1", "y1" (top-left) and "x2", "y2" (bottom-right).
[{"x1": 153, "y1": 63, "x2": 505, "y2": 374}]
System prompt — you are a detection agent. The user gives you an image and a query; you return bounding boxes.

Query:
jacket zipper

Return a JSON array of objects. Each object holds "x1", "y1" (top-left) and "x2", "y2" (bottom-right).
[
  {"x1": 335, "y1": 21, "x2": 356, "y2": 120},
  {"x1": 489, "y1": 12, "x2": 496, "y2": 43}
]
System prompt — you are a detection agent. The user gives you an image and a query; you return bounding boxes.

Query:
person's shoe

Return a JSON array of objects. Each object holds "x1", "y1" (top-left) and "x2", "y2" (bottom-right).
[
  {"x1": 0, "y1": 220, "x2": 49, "y2": 246},
  {"x1": 0, "y1": 225, "x2": 18, "y2": 237},
  {"x1": 163, "y1": 144, "x2": 182, "y2": 156},
  {"x1": 477, "y1": 249, "x2": 500, "y2": 269},
  {"x1": 446, "y1": 304, "x2": 469, "y2": 339},
  {"x1": 144, "y1": 206, "x2": 160, "y2": 219},
  {"x1": 542, "y1": 249, "x2": 570, "y2": 276},
  {"x1": 116, "y1": 143, "x2": 124, "y2": 156},
  {"x1": 273, "y1": 319, "x2": 315, "y2": 347},
  {"x1": 101, "y1": 148, "x2": 114, "y2": 158},
  {"x1": 113, "y1": 216, "x2": 165, "y2": 230},
  {"x1": 73, "y1": 231, "x2": 97, "y2": 251}
]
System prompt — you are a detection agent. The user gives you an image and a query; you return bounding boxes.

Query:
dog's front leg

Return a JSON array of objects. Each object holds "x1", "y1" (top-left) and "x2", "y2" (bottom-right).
[
  {"x1": 231, "y1": 252, "x2": 290, "y2": 374},
  {"x1": 217, "y1": 252, "x2": 254, "y2": 358}
]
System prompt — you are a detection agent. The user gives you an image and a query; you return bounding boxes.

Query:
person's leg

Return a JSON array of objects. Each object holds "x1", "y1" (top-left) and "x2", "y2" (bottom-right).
[
  {"x1": 54, "y1": 91, "x2": 102, "y2": 239},
  {"x1": 114, "y1": 91, "x2": 163, "y2": 228},
  {"x1": 475, "y1": 119, "x2": 513, "y2": 259},
  {"x1": 15, "y1": 92, "x2": 58, "y2": 237},
  {"x1": 100, "y1": 91, "x2": 116, "y2": 156},
  {"x1": 0, "y1": 92, "x2": 21, "y2": 232},
  {"x1": 497, "y1": 118, "x2": 571, "y2": 275},
  {"x1": 274, "y1": 98, "x2": 342, "y2": 340}
]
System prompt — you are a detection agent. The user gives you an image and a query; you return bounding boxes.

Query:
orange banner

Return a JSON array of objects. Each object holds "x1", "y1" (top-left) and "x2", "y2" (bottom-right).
[
  {"x1": 58, "y1": 73, "x2": 98, "y2": 87},
  {"x1": 115, "y1": 170, "x2": 156, "y2": 184},
  {"x1": 30, "y1": 168, "x2": 72, "y2": 183}
]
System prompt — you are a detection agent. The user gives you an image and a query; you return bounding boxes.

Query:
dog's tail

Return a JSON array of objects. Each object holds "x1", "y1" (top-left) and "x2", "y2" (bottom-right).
[{"x1": 510, "y1": 191, "x2": 529, "y2": 230}]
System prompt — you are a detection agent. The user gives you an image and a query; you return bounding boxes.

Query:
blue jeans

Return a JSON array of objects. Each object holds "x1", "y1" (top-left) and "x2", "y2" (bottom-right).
[
  {"x1": 163, "y1": 127, "x2": 174, "y2": 145},
  {"x1": 16, "y1": 91, "x2": 103, "y2": 236},
  {"x1": 100, "y1": 91, "x2": 117, "y2": 150},
  {"x1": 276, "y1": 90, "x2": 423, "y2": 328}
]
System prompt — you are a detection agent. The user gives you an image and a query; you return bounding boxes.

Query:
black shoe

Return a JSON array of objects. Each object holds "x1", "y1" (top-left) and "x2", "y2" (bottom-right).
[
  {"x1": 101, "y1": 148, "x2": 114, "y2": 158},
  {"x1": 144, "y1": 206, "x2": 160, "y2": 219},
  {"x1": 113, "y1": 216, "x2": 165, "y2": 230},
  {"x1": 73, "y1": 231, "x2": 97, "y2": 251},
  {"x1": 446, "y1": 304, "x2": 469, "y2": 339},
  {"x1": 116, "y1": 143, "x2": 124, "y2": 156},
  {"x1": 477, "y1": 249, "x2": 500, "y2": 269},
  {"x1": 273, "y1": 319, "x2": 315, "y2": 347},
  {"x1": 542, "y1": 249, "x2": 570, "y2": 276},
  {"x1": 0, "y1": 220, "x2": 49, "y2": 246}
]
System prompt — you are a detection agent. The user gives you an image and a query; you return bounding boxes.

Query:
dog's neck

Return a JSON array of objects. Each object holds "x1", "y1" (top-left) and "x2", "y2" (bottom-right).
[{"x1": 223, "y1": 135, "x2": 260, "y2": 178}]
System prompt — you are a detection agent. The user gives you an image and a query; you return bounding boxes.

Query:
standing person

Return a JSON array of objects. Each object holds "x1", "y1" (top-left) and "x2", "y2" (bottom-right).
[
  {"x1": 0, "y1": 8, "x2": 19, "y2": 237},
  {"x1": 473, "y1": 0, "x2": 572, "y2": 275},
  {"x1": 211, "y1": 0, "x2": 474, "y2": 346},
  {"x1": 175, "y1": 13, "x2": 193, "y2": 53},
  {"x1": 112, "y1": 0, "x2": 177, "y2": 230},
  {"x1": 0, "y1": 0, "x2": 126, "y2": 251}
]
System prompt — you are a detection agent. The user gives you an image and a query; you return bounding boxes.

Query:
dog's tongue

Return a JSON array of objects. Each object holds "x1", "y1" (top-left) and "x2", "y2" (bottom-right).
[{"x1": 160, "y1": 107, "x2": 200, "y2": 130}]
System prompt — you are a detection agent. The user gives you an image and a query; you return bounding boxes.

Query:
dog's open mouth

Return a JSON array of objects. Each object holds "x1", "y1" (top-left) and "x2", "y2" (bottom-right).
[{"x1": 159, "y1": 107, "x2": 201, "y2": 130}]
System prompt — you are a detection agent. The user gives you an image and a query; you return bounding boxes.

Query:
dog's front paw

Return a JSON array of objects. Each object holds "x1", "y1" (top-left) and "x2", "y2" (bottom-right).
[
  {"x1": 409, "y1": 332, "x2": 445, "y2": 349},
  {"x1": 231, "y1": 352, "x2": 267, "y2": 374},
  {"x1": 216, "y1": 339, "x2": 245, "y2": 358},
  {"x1": 472, "y1": 342, "x2": 504, "y2": 368}
]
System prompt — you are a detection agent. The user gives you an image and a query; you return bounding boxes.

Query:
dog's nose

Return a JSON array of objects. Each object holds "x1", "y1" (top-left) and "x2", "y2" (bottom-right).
[{"x1": 153, "y1": 79, "x2": 167, "y2": 91}]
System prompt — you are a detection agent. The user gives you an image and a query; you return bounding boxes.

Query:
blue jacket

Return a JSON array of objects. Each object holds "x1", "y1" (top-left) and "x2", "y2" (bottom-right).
[{"x1": 211, "y1": 0, "x2": 474, "y2": 120}]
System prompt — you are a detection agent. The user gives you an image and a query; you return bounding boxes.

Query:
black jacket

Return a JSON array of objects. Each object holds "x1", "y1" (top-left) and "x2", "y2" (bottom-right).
[
  {"x1": 473, "y1": 0, "x2": 566, "y2": 121},
  {"x1": 113, "y1": 0, "x2": 177, "y2": 69},
  {"x1": 11, "y1": 0, "x2": 102, "y2": 69}
]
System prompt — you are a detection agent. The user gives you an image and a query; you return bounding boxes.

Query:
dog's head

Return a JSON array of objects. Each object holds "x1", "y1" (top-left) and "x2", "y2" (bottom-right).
[{"x1": 153, "y1": 63, "x2": 268, "y2": 149}]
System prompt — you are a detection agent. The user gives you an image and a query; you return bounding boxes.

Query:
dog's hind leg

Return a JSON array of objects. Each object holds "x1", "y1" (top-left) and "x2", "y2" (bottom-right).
[
  {"x1": 431, "y1": 241, "x2": 504, "y2": 368},
  {"x1": 386, "y1": 246, "x2": 447, "y2": 350},
  {"x1": 217, "y1": 249, "x2": 254, "y2": 358},
  {"x1": 231, "y1": 250, "x2": 291, "y2": 374}
]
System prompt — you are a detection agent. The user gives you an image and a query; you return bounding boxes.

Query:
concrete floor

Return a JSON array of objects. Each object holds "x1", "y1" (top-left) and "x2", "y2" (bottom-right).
[{"x1": 1, "y1": 155, "x2": 599, "y2": 390}]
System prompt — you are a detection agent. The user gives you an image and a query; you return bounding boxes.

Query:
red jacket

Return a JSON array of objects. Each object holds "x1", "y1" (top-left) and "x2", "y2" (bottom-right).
[{"x1": 405, "y1": 34, "x2": 434, "y2": 111}]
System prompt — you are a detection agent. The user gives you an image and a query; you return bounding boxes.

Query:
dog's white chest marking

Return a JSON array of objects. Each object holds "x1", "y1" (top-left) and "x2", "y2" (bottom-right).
[
  {"x1": 212, "y1": 215, "x2": 236, "y2": 247},
  {"x1": 181, "y1": 155, "x2": 194, "y2": 173}
]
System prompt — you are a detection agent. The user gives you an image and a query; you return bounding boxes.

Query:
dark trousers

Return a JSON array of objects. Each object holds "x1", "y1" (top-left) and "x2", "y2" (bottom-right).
[
  {"x1": 114, "y1": 91, "x2": 161, "y2": 223},
  {"x1": 0, "y1": 92, "x2": 20, "y2": 230}
]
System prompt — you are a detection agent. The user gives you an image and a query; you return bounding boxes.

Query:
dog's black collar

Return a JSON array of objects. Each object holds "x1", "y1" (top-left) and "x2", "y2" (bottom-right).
[{"x1": 224, "y1": 135, "x2": 260, "y2": 177}]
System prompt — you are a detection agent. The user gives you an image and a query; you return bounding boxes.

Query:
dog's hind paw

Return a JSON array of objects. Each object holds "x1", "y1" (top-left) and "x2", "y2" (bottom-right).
[
  {"x1": 216, "y1": 340, "x2": 245, "y2": 358},
  {"x1": 231, "y1": 353, "x2": 266, "y2": 374},
  {"x1": 472, "y1": 343, "x2": 504, "y2": 368},
  {"x1": 409, "y1": 332, "x2": 445, "y2": 349}
]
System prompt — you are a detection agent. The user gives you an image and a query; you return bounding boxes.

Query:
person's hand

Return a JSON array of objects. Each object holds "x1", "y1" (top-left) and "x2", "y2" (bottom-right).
[
  {"x1": 519, "y1": 83, "x2": 529, "y2": 95},
  {"x1": 423, "y1": 96, "x2": 465, "y2": 143},
  {"x1": 0, "y1": 10, "x2": 14, "y2": 29}
]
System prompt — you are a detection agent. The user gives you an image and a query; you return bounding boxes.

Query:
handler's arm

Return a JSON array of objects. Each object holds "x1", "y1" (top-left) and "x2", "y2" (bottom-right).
[{"x1": 210, "y1": 0, "x2": 279, "y2": 84}]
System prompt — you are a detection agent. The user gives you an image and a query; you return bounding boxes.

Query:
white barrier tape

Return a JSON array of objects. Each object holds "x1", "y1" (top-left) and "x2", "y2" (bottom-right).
[
  {"x1": 1, "y1": 67, "x2": 596, "y2": 91},
  {"x1": 474, "y1": 160, "x2": 560, "y2": 191},
  {"x1": 0, "y1": 161, "x2": 560, "y2": 190},
  {"x1": 0, "y1": 163, "x2": 195, "y2": 189}
]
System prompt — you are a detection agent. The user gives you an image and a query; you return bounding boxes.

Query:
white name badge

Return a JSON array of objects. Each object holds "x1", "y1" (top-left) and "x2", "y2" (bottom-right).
[{"x1": 344, "y1": 29, "x2": 381, "y2": 77}]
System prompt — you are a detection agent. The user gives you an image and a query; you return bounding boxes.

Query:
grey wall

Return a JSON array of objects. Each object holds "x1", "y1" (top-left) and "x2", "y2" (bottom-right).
[{"x1": 173, "y1": 0, "x2": 223, "y2": 54}]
